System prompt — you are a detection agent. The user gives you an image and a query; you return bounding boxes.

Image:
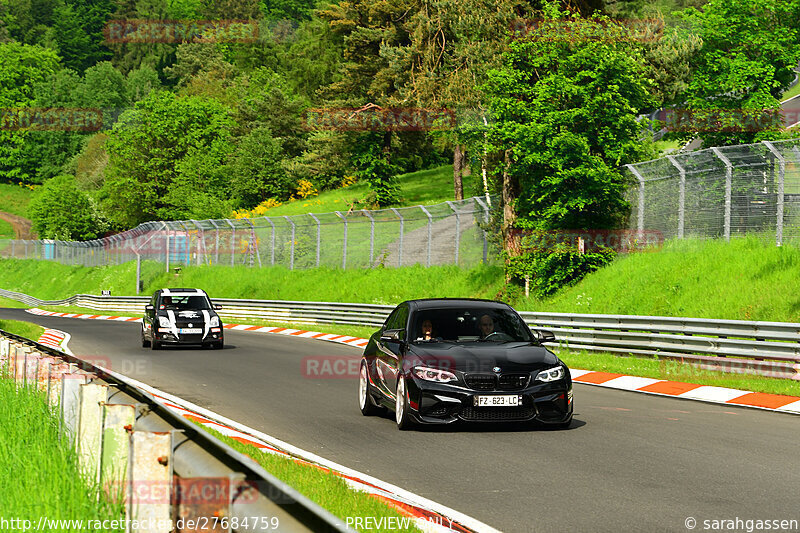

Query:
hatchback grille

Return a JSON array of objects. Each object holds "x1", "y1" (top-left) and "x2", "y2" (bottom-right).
[
  {"x1": 459, "y1": 407, "x2": 536, "y2": 421},
  {"x1": 465, "y1": 373, "x2": 530, "y2": 391}
]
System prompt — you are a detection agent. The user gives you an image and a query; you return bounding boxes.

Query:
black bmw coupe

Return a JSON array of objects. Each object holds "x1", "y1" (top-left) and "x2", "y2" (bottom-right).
[{"x1": 358, "y1": 298, "x2": 573, "y2": 430}]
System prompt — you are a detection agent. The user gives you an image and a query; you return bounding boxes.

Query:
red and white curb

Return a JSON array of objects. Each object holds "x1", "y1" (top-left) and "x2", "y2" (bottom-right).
[
  {"x1": 26, "y1": 308, "x2": 370, "y2": 349},
  {"x1": 98, "y1": 368, "x2": 499, "y2": 533},
  {"x1": 569, "y1": 369, "x2": 800, "y2": 414},
  {"x1": 26, "y1": 308, "x2": 800, "y2": 414},
  {"x1": 37, "y1": 328, "x2": 74, "y2": 355}
]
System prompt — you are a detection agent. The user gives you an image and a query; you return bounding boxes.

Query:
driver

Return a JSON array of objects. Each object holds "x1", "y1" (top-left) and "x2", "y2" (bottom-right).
[
  {"x1": 416, "y1": 319, "x2": 440, "y2": 341},
  {"x1": 160, "y1": 296, "x2": 173, "y2": 309},
  {"x1": 479, "y1": 314, "x2": 495, "y2": 339}
]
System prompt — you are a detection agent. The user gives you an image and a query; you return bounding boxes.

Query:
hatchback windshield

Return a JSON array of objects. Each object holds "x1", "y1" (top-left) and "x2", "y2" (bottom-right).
[
  {"x1": 410, "y1": 307, "x2": 532, "y2": 343},
  {"x1": 160, "y1": 295, "x2": 211, "y2": 310}
]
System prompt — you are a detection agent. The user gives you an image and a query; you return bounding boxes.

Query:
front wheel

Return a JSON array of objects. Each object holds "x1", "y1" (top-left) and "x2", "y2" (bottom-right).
[
  {"x1": 395, "y1": 375, "x2": 415, "y2": 430},
  {"x1": 358, "y1": 360, "x2": 382, "y2": 416},
  {"x1": 141, "y1": 334, "x2": 151, "y2": 348}
]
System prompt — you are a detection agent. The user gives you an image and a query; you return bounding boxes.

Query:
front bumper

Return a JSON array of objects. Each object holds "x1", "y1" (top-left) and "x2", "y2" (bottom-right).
[
  {"x1": 406, "y1": 374, "x2": 573, "y2": 425},
  {"x1": 154, "y1": 329, "x2": 223, "y2": 345}
]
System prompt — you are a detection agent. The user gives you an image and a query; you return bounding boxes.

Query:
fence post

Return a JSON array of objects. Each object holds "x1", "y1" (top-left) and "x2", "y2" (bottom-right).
[
  {"x1": 763, "y1": 141, "x2": 785, "y2": 247},
  {"x1": 419, "y1": 206, "x2": 433, "y2": 267},
  {"x1": 225, "y1": 219, "x2": 236, "y2": 267},
  {"x1": 283, "y1": 216, "x2": 295, "y2": 270},
  {"x1": 446, "y1": 201, "x2": 461, "y2": 265},
  {"x1": 473, "y1": 197, "x2": 490, "y2": 264},
  {"x1": 264, "y1": 217, "x2": 275, "y2": 266},
  {"x1": 309, "y1": 213, "x2": 321, "y2": 267},
  {"x1": 711, "y1": 147, "x2": 732, "y2": 241},
  {"x1": 391, "y1": 208, "x2": 404, "y2": 267},
  {"x1": 165, "y1": 225, "x2": 170, "y2": 272},
  {"x1": 625, "y1": 164, "x2": 646, "y2": 233},
  {"x1": 245, "y1": 218, "x2": 261, "y2": 268},
  {"x1": 190, "y1": 220, "x2": 203, "y2": 266},
  {"x1": 208, "y1": 220, "x2": 220, "y2": 265},
  {"x1": 666, "y1": 155, "x2": 686, "y2": 238},
  {"x1": 362, "y1": 209, "x2": 375, "y2": 266},
  {"x1": 335, "y1": 211, "x2": 347, "y2": 269}
]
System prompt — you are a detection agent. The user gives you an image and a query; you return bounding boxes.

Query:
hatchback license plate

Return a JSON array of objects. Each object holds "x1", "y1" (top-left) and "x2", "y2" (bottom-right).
[
  {"x1": 474, "y1": 395, "x2": 521, "y2": 407},
  {"x1": 179, "y1": 328, "x2": 202, "y2": 334}
]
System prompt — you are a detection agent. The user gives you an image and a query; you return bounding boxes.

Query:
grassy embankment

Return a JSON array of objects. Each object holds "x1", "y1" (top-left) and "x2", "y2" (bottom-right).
[{"x1": 0, "y1": 182, "x2": 35, "y2": 238}]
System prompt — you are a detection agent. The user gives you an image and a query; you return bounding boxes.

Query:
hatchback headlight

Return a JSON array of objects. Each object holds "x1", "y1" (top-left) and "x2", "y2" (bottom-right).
[
  {"x1": 158, "y1": 316, "x2": 171, "y2": 328},
  {"x1": 209, "y1": 316, "x2": 220, "y2": 327},
  {"x1": 535, "y1": 366, "x2": 565, "y2": 382},
  {"x1": 413, "y1": 366, "x2": 457, "y2": 383}
]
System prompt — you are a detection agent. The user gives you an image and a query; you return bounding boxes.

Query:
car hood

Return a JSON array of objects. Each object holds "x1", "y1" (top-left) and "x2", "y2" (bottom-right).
[{"x1": 407, "y1": 342, "x2": 559, "y2": 373}]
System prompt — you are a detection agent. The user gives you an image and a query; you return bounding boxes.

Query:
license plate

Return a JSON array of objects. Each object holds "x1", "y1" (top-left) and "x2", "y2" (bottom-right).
[
  {"x1": 474, "y1": 395, "x2": 521, "y2": 407},
  {"x1": 179, "y1": 328, "x2": 202, "y2": 334}
]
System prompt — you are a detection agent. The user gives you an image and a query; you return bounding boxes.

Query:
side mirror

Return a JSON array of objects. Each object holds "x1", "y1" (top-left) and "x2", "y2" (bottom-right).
[
  {"x1": 145, "y1": 305, "x2": 154, "y2": 312},
  {"x1": 214, "y1": 304, "x2": 222, "y2": 310},
  {"x1": 536, "y1": 329, "x2": 556, "y2": 343},
  {"x1": 380, "y1": 329, "x2": 405, "y2": 342}
]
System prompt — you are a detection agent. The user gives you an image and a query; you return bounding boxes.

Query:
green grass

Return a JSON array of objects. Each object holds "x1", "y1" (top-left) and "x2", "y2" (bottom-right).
[
  {"x1": 200, "y1": 426, "x2": 423, "y2": 533},
  {"x1": 0, "y1": 371, "x2": 124, "y2": 529},
  {"x1": 0, "y1": 318, "x2": 44, "y2": 340},
  {"x1": 522, "y1": 236, "x2": 800, "y2": 322},
  {"x1": 0, "y1": 181, "x2": 35, "y2": 218},
  {"x1": 0, "y1": 217, "x2": 14, "y2": 238},
  {"x1": 781, "y1": 81, "x2": 800, "y2": 102},
  {"x1": 557, "y1": 349, "x2": 800, "y2": 397},
  {"x1": 0, "y1": 296, "x2": 28, "y2": 308},
  {"x1": 261, "y1": 165, "x2": 470, "y2": 217}
]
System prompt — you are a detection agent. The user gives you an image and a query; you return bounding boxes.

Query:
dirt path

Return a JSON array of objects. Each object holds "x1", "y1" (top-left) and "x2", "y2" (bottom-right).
[{"x1": 0, "y1": 211, "x2": 36, "y2": 239}]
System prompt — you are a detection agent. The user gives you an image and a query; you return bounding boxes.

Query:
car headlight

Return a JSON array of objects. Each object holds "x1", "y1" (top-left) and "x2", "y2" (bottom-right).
[
  {"x1": 413, "y1": 366, "x2": 457, "y2": 383},
  {"x1": 158, "y1": 316, "x2": 171, "y2": 328},
  {"x1": 209, "y1": 316, "x2": 220, "y2": 327},
  {"x1": 535, "y1": 366, "x2": 565, "y2": 382}
]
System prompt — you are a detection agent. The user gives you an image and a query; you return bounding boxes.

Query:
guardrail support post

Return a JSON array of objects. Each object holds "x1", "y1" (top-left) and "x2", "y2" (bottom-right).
[
  {"x1": 763, "y1": 141, "x2": 785, "y2": 247},
  {"x1": 61, "y1": 371, "x2": 88, "y2": 447},
  {"x1": 335, "y1": 211, "x2": 347, "y2": 269},
  {"x1": 667, "y1": 155, "x2": 686, "y2": 238},
  {"x1": 391, "y1": 208, "x2": 404, "y2": 267},
  {"x1": 128, "y1": 431, "x2": 173, "y2": 533},
  {"x1": 101, "y1": 403, "x2": 136, "y2": 503},
  {"x1": 309, "y1": 213, "x2": 321, "y2": 267},
  {"x1": 77, "y1": 383, "x2": 109, "y2": 484},
  {"x1": 711, "y1": 147, "x2": 732, "y2": 241}
]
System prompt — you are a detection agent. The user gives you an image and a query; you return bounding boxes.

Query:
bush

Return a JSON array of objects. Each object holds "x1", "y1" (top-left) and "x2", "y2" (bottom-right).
[{"x1": 28, "y1": 175, "x2": 104, "y2": 240}]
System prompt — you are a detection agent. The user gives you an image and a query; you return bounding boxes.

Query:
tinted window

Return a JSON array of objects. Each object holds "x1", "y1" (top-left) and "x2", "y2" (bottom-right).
[
  {"x1": 159, "y1": 295, "x2": 211, "y2": 310},
  {"x1": 385, "y1": 305, "x2": 409, "y2": 330},
  {"x1": 410, "y1": 307, "x2": 532, "y2": 343}
]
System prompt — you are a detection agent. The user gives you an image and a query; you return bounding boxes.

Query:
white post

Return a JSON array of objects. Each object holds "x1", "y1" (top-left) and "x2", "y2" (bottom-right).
[
  {"x1": 420, "y1": 206, "x2": 433, "y2": 267},
  {"x1": 763, "y1": 141, "x2": 785, "y2": 247},
  {"x1": 711, "y1": 147, "x2": 732, "y2": 241},
  {"x1": 335, "y1": 211, "x2": 347, "y2": 269},
  {"x1": 309, "y1": 213, "x2": 321, "y2": 267},
  {"x1": 391, "y1": 208, "x2": 404, "y2": 267},
  {"x1": 446, "y1": 201, "x2": 461, "y2": 265},
  {"x1": 77, "y1": 383, "x2": 109, "y2": 484},
  {"x1": 626, "y1": 164, "x2": 646, "y2": 233},
  {"x1": 667, "y1": 155, "x2": 686, "y2": 238}
]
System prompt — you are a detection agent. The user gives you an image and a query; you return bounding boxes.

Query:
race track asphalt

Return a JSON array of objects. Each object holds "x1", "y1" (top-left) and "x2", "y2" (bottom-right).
[{"x1": 3, "y1": 308, "x2": 799, "y2": 533}]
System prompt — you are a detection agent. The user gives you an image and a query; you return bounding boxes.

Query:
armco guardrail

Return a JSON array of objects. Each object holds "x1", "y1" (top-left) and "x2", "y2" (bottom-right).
[
  {"x1": 0, "y1": 328, "x2": 352, "y2": 533},
  {"x1": 2, "y1": 289, "x2": 798, "y2": 380}
]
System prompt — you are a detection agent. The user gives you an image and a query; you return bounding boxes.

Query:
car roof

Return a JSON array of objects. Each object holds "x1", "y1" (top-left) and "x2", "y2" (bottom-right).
[
  {"x1": 405, "y1": 298, "x2": 513, "y2": 311},
  {"x1": 157, "y1": 288, "x2": 206, "y2": 295}
]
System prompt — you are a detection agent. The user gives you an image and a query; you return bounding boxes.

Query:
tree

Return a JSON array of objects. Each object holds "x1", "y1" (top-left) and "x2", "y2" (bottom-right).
[
  {"x1": 485, "y1": 10, "x2": 656, "y2": 295},
  {"x1": 676, "y1": 0, "x2": 800, "y2": 146},
  {"x1": 102, "y1": 91, "x2": 236, "y2": 226},
  {"x1": 226, "y1": 126, "x2": 291, "y2": 206},
  {"x1": 0, "y1": 41, "x2": 60, "y2": 182},
  {"x1": 29, "y1": 174, "x2": 103, "y2": 239}
]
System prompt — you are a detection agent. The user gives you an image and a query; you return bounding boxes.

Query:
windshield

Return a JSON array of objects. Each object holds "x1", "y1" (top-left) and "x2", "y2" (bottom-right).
[
  {"x1": 159, "y1": 295, "x2": 212, "y2": 310},
  {"x1": 410, "y1": 307, "x2": 533, "y2": 343}
]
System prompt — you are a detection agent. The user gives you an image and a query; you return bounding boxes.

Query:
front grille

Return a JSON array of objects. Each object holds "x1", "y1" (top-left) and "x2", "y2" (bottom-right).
[
  {"x1": 465, "y1": 374, "x2": 496, "y2": 391},
  {"x1": 459, "y1": 407, "x2": 536, "y2": 421},
  {"x1": 465, "y1": 373, "x2": 530, "y2": 391},
  {"x1": 498, "y1": 373, "x2": 530, "y2": 390}
]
